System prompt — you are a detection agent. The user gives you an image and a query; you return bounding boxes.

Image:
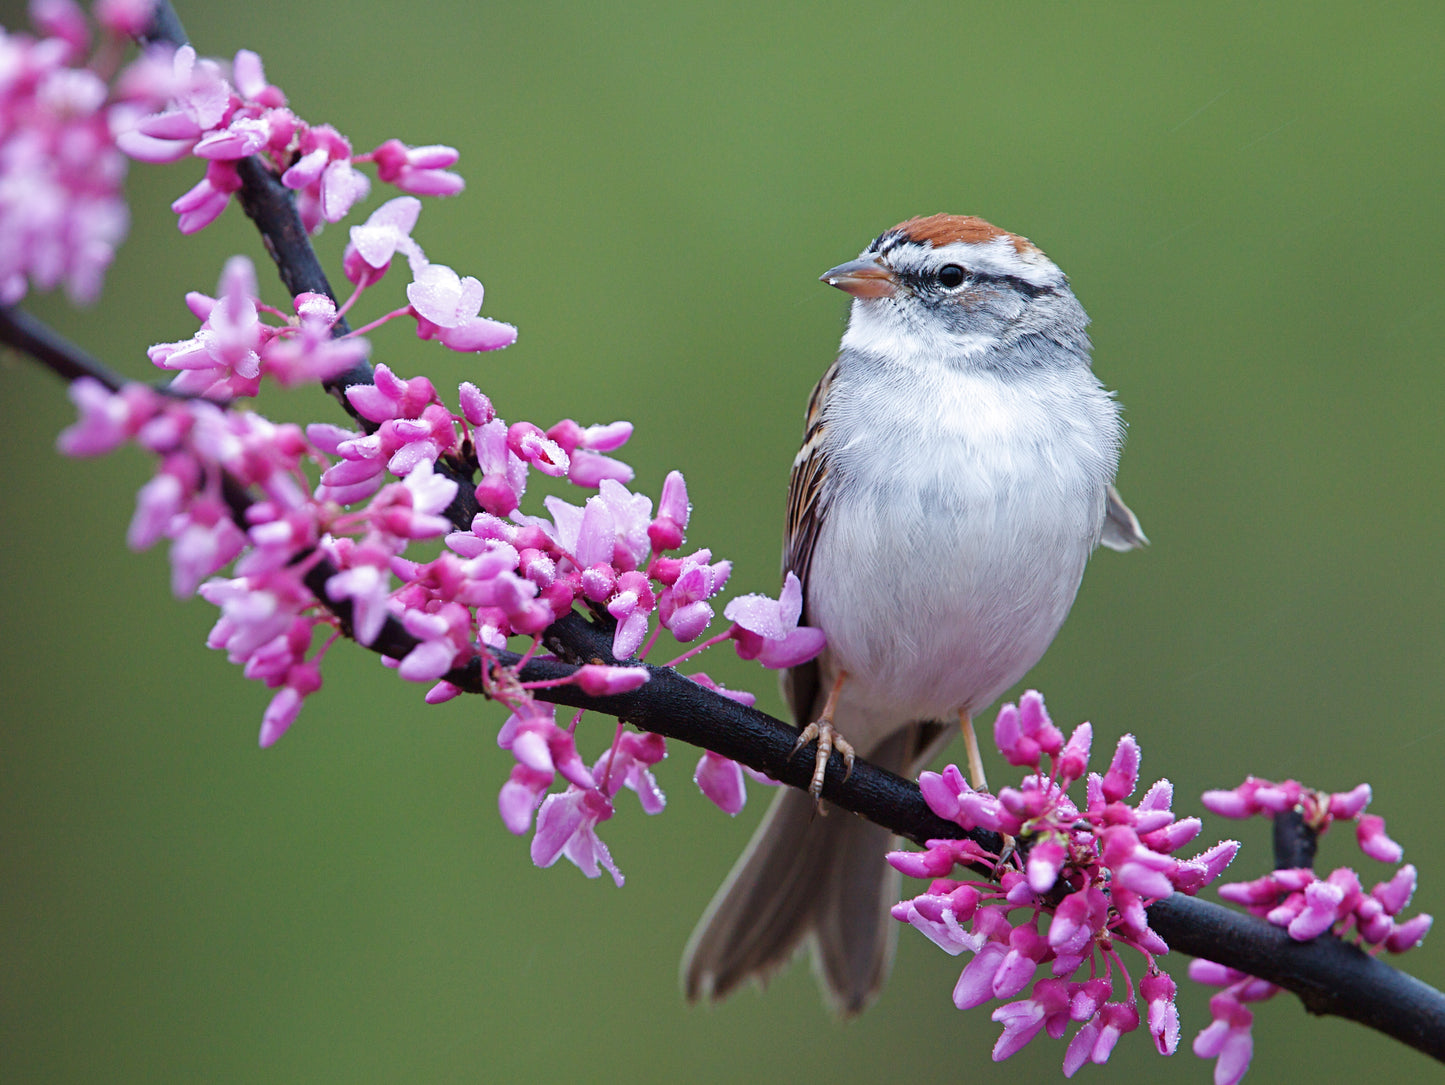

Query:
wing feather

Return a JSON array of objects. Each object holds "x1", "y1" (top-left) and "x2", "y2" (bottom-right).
[{"x1": 780, "y1": 360, "x2": 838, "y2": 724}]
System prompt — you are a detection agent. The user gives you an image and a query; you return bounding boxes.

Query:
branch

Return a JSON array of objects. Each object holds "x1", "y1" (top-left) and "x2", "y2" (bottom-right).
[
  {"x1": 0, "y1": 304, "x2": 131, "y2": 389},
  {"x1": 1149, "y1": 895, "x2": 1445, "y2": 1059}
]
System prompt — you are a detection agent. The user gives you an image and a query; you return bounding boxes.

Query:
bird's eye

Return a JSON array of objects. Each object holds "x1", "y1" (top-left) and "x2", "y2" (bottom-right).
[{"x1": 937, "y1": 264, "x2": 966, "y2": 289}]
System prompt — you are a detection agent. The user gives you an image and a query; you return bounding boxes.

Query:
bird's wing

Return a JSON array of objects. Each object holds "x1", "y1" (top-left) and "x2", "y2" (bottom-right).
[
  {"x1": 1100, "y1": 483, "x2": 1148, "y2": 551},
  {"x1": 780, "y1": 359, "x2": 837, "y2": 725}
]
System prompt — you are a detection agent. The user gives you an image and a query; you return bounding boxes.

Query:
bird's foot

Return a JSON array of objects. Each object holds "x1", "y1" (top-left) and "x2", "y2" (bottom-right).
[{"x1": 792, "y1": 718, "x2": 856, "y2": 802}]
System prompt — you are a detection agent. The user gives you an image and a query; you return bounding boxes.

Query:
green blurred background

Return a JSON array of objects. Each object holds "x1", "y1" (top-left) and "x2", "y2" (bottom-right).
[{"x1": 3, "y1": 1, "x2": 1442, "y2": 1081}]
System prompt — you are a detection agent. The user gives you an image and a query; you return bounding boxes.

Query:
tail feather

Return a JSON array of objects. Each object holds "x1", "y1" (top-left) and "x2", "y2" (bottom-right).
[
  {"x1": 682, "y1": 721, "x2": 947, "y2": 1012},
  {"x1": 812, "y1": 812, "x2": 900, "y2": 1014},
  {"x1": 681, "y1": 786, "x2": 835, "y2": 1003}
]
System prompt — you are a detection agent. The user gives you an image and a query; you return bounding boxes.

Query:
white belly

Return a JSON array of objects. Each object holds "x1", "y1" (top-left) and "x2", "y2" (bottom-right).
[{"x1": 804, "y1": 360, "x2": 1116, "y2": 721}]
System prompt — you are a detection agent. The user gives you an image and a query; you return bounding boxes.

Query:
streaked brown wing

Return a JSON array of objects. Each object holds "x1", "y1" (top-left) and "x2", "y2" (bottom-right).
[{"x1": 780, "y1": 360, "x2": 837, "y2": 724}]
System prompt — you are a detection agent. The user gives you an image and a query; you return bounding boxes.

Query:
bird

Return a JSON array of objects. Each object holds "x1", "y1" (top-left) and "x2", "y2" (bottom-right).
[{"x1": 681, "y1": 213, "x2": 1146, "y2": 1014}]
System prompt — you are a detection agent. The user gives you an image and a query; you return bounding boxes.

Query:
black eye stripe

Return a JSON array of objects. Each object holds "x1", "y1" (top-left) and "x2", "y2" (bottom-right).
[{"x1": 935, "y1": 268, "x2": 1050, "y2": 298}]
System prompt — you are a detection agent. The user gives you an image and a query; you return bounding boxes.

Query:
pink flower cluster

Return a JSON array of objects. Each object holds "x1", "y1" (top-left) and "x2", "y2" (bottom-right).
[
  {"x1": 60, "y1": 344, "x2": 818, "y2": 864},
  {"x1": 116, "y1": 41, "x2": 463, "y2": 235},
  {"x1": 0, "y1": 0, "x2": 167, "y2": 303},
  {"x1": 496, "y1": 669, "x2": 779, "y2": 882},
  {"x1": 1204, "y1": 777, "x2": 1431, "y2": 952},
  {"x1": 146, "y1": 254, "x2": 368, "y2": 398},
  {"x1": 888, "y1": 692, "x2": 1239, "y2": 1077},
  {"x1": 147, "y1": 188, "x2": 515, "y2": 384},
  {"x1": 1187, "y1": 776, "x2": 1433, "y2": 1083},
  {"x1": 39, "y1": 24, "x2": 821, "y2": 886}
]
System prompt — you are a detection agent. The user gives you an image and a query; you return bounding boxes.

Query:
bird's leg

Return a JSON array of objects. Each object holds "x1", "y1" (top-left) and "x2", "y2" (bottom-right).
[
  {"x1": 792, "y1": 669, "x2": 855, "y2": 801},
  {"x1": 960, "y1": 709, "x2": 988, "y2": 792}
]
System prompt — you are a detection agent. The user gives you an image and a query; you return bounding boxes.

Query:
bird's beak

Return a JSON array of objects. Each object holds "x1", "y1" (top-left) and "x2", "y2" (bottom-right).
[{"x1": 819, "y1": 256, "x2": 896, "y2": 299}]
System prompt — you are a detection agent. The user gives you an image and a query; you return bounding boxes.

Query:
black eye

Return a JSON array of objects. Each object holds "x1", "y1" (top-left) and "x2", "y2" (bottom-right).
[{"x1": 937, "y1": 264, "x2": 966, "y2": 289}]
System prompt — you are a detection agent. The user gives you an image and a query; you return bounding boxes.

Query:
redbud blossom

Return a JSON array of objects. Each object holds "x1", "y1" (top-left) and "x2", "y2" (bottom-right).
[
  {"x1": 694, "y1": 751, "x2": 747, "y2": 815},
  {"x1": 367, "y1": 138, "x2": 465, "y2": 196},
  {"x1": 888, "y1": 694, "x2": 1242, "y2": 1077},
  {"x1": 724, "y1": 572, "x2": 826, "y2": 669}
]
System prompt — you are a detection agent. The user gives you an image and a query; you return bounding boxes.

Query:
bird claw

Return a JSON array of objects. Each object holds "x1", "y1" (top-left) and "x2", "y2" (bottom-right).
[{"x1": 791, "y1": 719, "x2": 856, "y2": 801}]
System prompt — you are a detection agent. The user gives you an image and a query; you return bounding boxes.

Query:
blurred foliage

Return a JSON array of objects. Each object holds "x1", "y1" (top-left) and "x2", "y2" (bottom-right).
[{"x1": 2, "y1": 1, "x2": 1442, "y2": 1082}]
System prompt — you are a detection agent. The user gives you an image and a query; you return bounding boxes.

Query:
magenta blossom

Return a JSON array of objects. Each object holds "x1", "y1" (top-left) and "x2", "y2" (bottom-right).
[
  {"x1": 1205, "y1": 776, "x2": 1430, "y2": 953},
  {"x1": 531, "y1": 787, "x2": 622, "y2": 886},
  {"x1": 116, "y1": 42, "x2": 469, "y2": 237},
  {"x1": 888, "y1": 694, "x2": 1240, "y2": 1077},
  {"x1": 407, "y1": 262, "x2": 518, "y2": 352},
  {"x1": 723, "y1": 571, "x2": 825, "y2": 668},
  {"x1": 0, "y1": 6, "x2": 176, "y2": 302}
]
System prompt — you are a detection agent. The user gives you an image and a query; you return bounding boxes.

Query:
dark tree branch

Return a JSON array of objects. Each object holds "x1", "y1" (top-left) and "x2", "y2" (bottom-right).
[
  {"x1": 0, "y1": 305, "x2": 131, "y2": 389},
  {"x1": 1273, "y1": 807, "x2": 1319, "y2": 871},
  {"x1": 1151, "y1": 895, "x2": 1445, "y2": 1059}
]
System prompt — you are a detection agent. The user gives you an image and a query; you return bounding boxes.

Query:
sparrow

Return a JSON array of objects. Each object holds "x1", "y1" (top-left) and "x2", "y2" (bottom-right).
[{"x1": 682, "y1": 213, "x2": 1146, "y2": 1014}]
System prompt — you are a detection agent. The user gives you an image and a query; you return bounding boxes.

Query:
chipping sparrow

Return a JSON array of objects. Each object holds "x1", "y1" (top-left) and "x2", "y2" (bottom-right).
[{"x1": 682, "y1": 214, "x2": 1146, "y2": 1013}]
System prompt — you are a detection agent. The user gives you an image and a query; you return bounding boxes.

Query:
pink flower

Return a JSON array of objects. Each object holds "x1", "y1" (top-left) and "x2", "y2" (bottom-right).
[
  {"x1": 647, "y1": 470, "x2": 689, "y2": 551},
  {"x1": 458, "y1": 383, "x2": 494, "y2": 426},
  {"x1": 991, "y1": 978, "x2": 1072, "y2": 1061},
  {"x1": 605, "y1": 570, "x2": 655, "y2": 660},
  {"x1": 260, "y1": 293, "x2": 369, "y2": 387},
  {"x1": 258, "y1": 660, "x2": 322, "y2": 747},
  {"x1": 396, "y1": 602, "x2": 470, "y2": 681},
  {"x1": 1100, "y1": 732, "x2": 1140, "y2": 801},
  {"x1": 367, "y1": 138, "x2": 465, "y2": 196},
  {"x1": 657, "y1": 549, "x2": 731, "y2": 641},
  {"x1": 0, "y1": 11, "x2": 160, "y2": 302},
  {"x1": 724, "y1": 571, "x2": 826, "y2": 668},
  {"x1": 324, "y1": 543, "x2": 393, "y2": 646},
  {"x1": 366, "y1": 459, "x2": 458, "y2": 539},
  {"x1": 953, "y1": 940, "x2": 1010, "y2": 1009},
  {"x1": 471, "y1": 418, "x2": 528, "y2": 515},
  {"x1": 347, "y1": 196, "x2": 427, "y2": 277},
  {"x1": 530, "y1": 787, "x2": 622, "y2": 886},
  {"x1": 546, "y1": 418, "x2": 636, "y2": 487},
  {"x1": 407, "y1": 262, "x2": 517, "y2": 352},
  {"x1": 1357, "y1": 813, "x2": 1404, "y2": 863},
  {"x1": 345, "y1": 363, "x2": 437, "y2": 422},
  {"x1": 891, "y1": 700, "x2": 1249, "y2": 1077},
  {"x1": 507, "y1": 421, "x2": 570, "y2": 477},
  {"x1": 497, "y1": 705, "x2": 594, "y2": 793},
  {"x1": 1193, "y1": 995, "x2": 1255, "y2": 1085},
  {"x1": 573, "y1": 665, "x2": 650, "y2": 696},
  {"x1": 889, "y1": 881, "x2": 984, "y2": 955},
  {"x1": 56, "y1": 379, "x2": 162, "y2": 456},
  {"x1": 278, "y1": 123, "x2": 369, "y2": 226},
  {"x1": 596, "y1": 730, "x2": 667, "y2": 814},
  {"x1": 994, "y1": 689, "x2": 1064, "y2": 767},
  {"x1": 497, "y1": 764, "x2": 551, "y2": 835},
  {"x1": 119, "y1": 46, "x2": 230, "y2": 161},
  {"x1": 1140, "y1": 971, "x2": 1180, "y2": 1055},
  {"x1": 694, "y1": 751, "x2": 746, "y2": 815},
  {"x1": 148, "y1": 255, "x2": 271, "y2": 397}
]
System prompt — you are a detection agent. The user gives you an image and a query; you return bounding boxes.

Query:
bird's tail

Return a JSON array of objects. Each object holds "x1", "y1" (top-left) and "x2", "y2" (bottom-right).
[{"x1": 681, "y1": 722, "x2": 941, "y2": 1014}]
